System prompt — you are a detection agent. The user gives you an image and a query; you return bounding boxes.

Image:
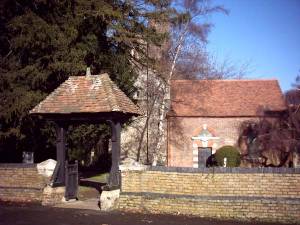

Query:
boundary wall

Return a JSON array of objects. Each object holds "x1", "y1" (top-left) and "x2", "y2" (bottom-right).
[
  {"x1": 119, "y1": 166, "x2": 300, "y2": 224},
  {"x1": 0, "y1": 164, "x2": 64, "y2": 205},
  {"x1": 0, "y1": 164, "x2": 46, "y2": 203}
]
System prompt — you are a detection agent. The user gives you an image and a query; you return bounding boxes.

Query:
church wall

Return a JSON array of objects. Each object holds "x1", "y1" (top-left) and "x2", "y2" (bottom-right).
[{"x1": 167, "y1": 116, "x2": 261, "y2": 167}]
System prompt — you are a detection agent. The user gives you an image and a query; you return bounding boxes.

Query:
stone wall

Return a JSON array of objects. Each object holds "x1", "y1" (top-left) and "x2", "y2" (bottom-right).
[
  {"x1": 167, "y1": 117, "x2": 260, "y2": 167},
  {"x1": 119, "y1": 167, "x2": 300, "y2": 223},
  {"x1": 0, "y1": 164, "x2": 47, "y2": 203},
  {"x1": 42, "y1": 186, "x2": 66, "y2": 206}
]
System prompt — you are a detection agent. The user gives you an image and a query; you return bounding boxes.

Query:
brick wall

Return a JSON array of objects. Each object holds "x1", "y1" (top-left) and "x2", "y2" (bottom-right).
[
  {"x1": 0, "y1": 164, "x2": 47, "y2": 203},
  {"x1": 119, "y1": 167, "x2": 300, "y2": 223},
  {"x1": 167, "y1": 117, "x2": 260, "y2": 167}
]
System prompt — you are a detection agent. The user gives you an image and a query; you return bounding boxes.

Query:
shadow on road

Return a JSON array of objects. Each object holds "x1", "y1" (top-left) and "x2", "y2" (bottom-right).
[{"x1": 0, "y1": 204, "x2": 291, "y2": 225}]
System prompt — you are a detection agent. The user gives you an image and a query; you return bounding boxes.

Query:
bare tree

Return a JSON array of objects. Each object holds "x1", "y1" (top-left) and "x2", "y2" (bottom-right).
[
  {"x1": 151, "y1": 0, "x2": 229, "y2": 164},
  {"x1": 122, "y1": 0, "x2": 249, "y2": 165},
  {"x1": 238, "y1": 74, "x2": 300, "y2": 167}
]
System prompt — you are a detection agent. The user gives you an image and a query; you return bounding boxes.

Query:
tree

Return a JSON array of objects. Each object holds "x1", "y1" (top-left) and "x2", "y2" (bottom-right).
[
  {"x1": 238, "y1": 74, "x2": 300, "y2": 167},
  {"x1": 123, "y1": 0, "x2": 249, "y2": 164},
  {"x1": 0, "y1": 0, "x2": 176, "y2": 163},
  {"x1": 285, "y1": 71, "x2": 300, "y2": 148},
  {"x1": 285, "y1": 71, "x2": 300, "y2": 106}
]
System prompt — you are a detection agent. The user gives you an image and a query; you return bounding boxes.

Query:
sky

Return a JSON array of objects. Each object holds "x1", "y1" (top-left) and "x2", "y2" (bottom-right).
[{"x1": 206, "y1": 0, "x2": 300, "y2": 92}]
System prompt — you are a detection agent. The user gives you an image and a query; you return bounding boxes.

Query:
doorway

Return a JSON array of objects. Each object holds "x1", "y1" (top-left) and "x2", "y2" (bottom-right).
[{"x1": 198, "y1": 147, "x2": 212, "y2": 167}]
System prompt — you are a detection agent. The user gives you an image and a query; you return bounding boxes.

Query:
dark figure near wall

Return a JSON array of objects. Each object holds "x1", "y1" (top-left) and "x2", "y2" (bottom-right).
[{"x1": 206, "y1": 154, "x2": 218, "y2": 167}]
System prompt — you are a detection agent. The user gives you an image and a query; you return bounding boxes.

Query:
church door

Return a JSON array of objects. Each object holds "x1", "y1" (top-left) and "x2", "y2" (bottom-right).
[{"x1": 198, "y1": 147, "x2": 212, "y2": 167}]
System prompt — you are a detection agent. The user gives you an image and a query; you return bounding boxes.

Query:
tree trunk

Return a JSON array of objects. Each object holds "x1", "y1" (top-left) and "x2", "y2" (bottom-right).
[{"x1": 152, "y1": 24, "x2": 189, "y2": 161}]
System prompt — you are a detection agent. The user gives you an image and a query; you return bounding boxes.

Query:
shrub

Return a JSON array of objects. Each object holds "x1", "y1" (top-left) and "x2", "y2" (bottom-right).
[{"x1": 215, "y1": 145, "x2": 241, "y2": 167}]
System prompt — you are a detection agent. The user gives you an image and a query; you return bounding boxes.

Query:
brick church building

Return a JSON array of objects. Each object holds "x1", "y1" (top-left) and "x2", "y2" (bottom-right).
[{"x1": 167, "y1": 79, "x2": 287, "y2": 168}]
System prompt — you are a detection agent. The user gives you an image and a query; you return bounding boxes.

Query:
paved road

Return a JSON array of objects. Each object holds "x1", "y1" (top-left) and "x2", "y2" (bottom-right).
[{"x1": 0, "y1": 204, "x2": 292, "y2": 225}]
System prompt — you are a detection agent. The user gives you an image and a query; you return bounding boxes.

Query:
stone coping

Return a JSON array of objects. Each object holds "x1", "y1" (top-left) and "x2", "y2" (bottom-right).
[
  {"x1": 0, "y1": 163, "x2": 37, "y2": 168},
  {"x1": 1, "y1": 164, "x2": 298, "y2": 173},
  {"x1": 119, "y1": 164, "x2": 148, "y2": 171},
  {"x1": 122, "y1": 165, "x2": 300, "y2": 174}
]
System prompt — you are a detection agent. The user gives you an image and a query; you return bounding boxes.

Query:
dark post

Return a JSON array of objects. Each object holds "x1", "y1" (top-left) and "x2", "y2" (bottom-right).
[
  {"x1": 146, "y1": 41, "x2": 149, "y2": 164},
  {"x1": 53, "y1": 123, "x2": 67, "y2": 186},
  {"x1": 108, "y1": 120, "x2": 121, "y2": 189}
]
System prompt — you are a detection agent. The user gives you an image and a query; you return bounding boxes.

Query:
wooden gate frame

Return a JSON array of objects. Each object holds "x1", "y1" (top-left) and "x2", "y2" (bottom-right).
[{"x1": 65, "y1": 160, "x2": 78, "y2": 200}]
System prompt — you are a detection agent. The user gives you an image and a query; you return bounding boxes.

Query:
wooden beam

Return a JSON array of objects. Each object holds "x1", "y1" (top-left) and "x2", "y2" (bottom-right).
[
  {"x1": 52, "y1": 123, "x2": 67, "y2": 186},
  {"x1": 31, "y1": 112, "x2": 132, "y2": 124},
  {"x1": 108, "y1": 120, "x2": 121, "y2": 189}
]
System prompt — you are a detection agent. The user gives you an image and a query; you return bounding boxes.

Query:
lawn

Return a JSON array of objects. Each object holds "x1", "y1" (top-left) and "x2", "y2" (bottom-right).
[
  {"x1": 77, "y1": 172, "x2": 109, "y2": 199},
  {"x1": 86, "y1": 172, "x2": 109, "y2": 183}
]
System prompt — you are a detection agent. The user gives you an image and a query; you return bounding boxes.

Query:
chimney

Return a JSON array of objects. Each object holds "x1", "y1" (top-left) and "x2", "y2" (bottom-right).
[{"x1": 86, "y1": 67, "x2": 91, "y2": 76}]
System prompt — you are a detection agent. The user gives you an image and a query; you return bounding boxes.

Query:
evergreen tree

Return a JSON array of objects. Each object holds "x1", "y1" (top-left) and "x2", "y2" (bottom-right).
[{"x1": 0, "y1": 0, "x2": 174, "y2": 163}]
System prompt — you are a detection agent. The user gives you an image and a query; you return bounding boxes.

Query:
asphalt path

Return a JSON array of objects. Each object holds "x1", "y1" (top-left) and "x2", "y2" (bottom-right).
[{"x1": 0, "y1": 204, "x2": 293, "y2": 225}]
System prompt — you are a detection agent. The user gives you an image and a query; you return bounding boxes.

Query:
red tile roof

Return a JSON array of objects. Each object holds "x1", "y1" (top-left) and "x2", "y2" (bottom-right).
[
  {"x1": 30, "y1": 73, "x2": 142, "y2": 115},
  {"x1": 168, "y1": 79, "x2": 287, "y2": 117}
]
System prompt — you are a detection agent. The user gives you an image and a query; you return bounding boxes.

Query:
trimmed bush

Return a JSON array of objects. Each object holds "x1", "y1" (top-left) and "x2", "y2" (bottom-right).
[{"x1": 215, "y1": 145, "x2": 241, "y2": 167}]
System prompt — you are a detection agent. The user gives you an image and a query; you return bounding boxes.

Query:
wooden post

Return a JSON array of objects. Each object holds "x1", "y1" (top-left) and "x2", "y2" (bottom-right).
[
  {"x1": 108, "y1": 120, "x2": 121, "y2": 188},
  {"x1": 53, "y1": 123, "x2": 67, "y2": 186}
]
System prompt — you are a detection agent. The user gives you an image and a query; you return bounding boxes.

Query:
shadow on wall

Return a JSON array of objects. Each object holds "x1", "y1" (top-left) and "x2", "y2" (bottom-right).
[
  {"x1": 237, "y1": 112, "x2": 300, "y2": 167},
  {"x1": 168, "y1": 82, "x2": 213, "y2": 166}
]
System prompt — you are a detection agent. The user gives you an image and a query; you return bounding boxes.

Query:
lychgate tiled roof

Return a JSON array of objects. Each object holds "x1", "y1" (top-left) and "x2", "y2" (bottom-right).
[
  {"x1": 30, "y1": 73, "x2": 142, "y2": 115},
  {"x1": 168, "y1": 79, "x2": 287, "y2": 117}
]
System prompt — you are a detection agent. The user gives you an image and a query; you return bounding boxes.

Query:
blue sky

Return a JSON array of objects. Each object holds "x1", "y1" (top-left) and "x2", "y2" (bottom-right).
[{"x1": 206, "y1": 0, "x2": 300, "y2": 91}]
